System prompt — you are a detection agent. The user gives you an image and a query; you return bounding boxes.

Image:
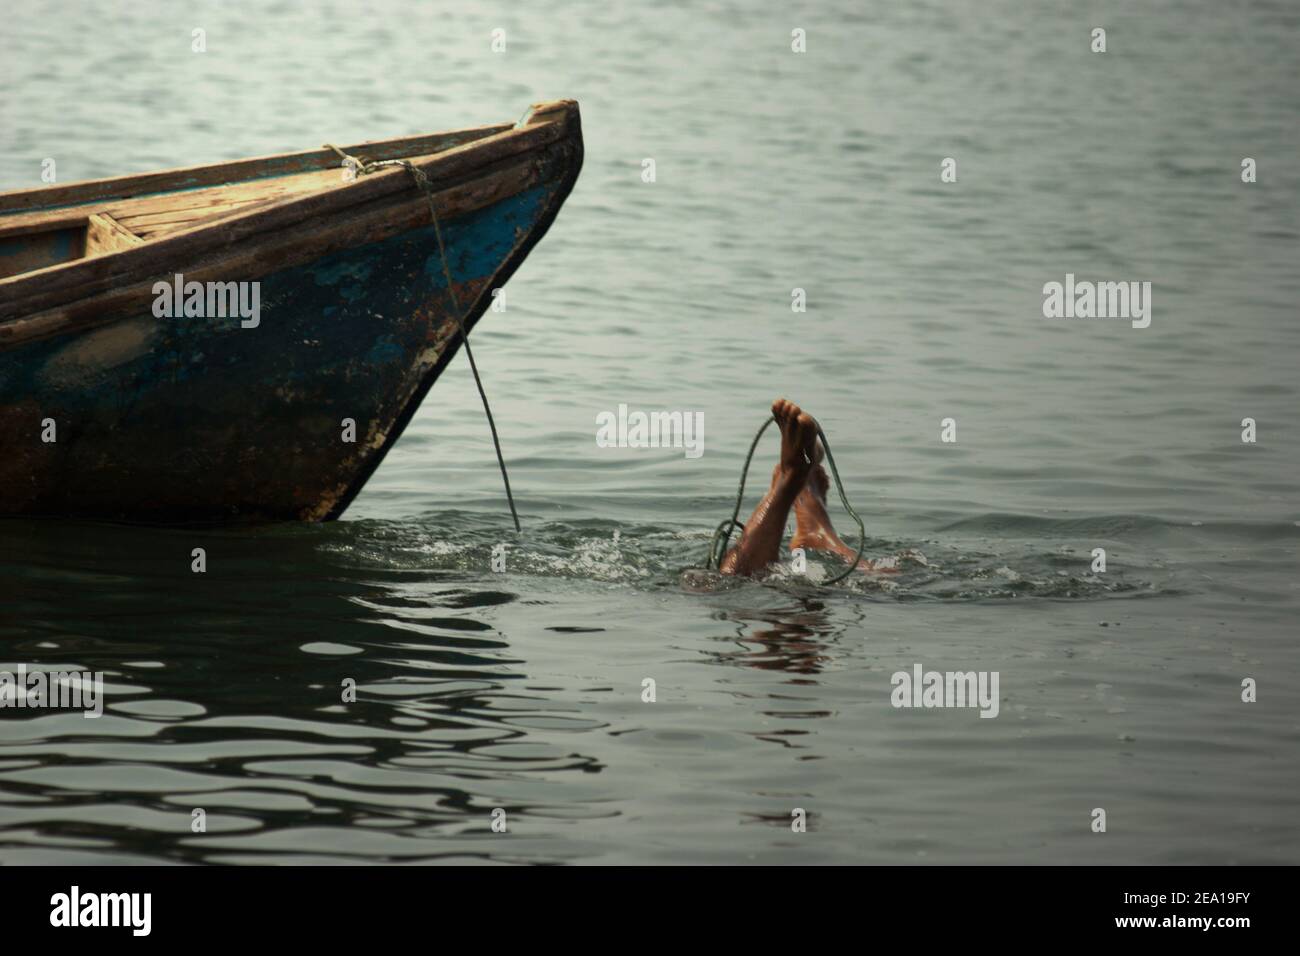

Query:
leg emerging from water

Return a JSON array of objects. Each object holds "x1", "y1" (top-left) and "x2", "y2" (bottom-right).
[
  {"x1": 792, "y1": 460, "x2": 894, "y2": 573},
  {"x1": 720, "y1": 399, "x2": 818, "y2": 576}
]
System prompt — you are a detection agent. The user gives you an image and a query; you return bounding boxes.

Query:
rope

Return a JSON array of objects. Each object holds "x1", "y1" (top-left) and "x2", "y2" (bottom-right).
[
  {"x1": 704, "y1": 415, "x2": 866, "y2": 586},
  {"x1": 324, "y1": 144, "x2": 521, "y2": 532}
]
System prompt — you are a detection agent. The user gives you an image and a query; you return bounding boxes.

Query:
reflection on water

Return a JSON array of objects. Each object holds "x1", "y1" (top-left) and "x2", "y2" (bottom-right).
[
  {"x1": 1, "y1": 519, "x2": 619, "y2": 863},
  {"x1": 1, "y1": 501, "x2": 1298, "y2": 864},
  {"x1": 715, "y1": 601, "x2": 836, "y2": 676}
]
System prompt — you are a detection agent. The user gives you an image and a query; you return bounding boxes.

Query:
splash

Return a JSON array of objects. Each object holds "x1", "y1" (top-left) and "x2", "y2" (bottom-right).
[{"x1": 319, "y1": 512, "x2": 1173, "y2": 602}]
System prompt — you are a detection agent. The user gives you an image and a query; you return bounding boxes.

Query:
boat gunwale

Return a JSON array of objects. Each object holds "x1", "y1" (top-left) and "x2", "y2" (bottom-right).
[
  {"x1": 0, "y1": 101, "x2": 578, "y2": 319},
  {"x1": 0, "y1": 143, "x2": 565, "y2": 351},
  {"x1": 0, "y1": 121, "x2": 514, "y2": 219}
]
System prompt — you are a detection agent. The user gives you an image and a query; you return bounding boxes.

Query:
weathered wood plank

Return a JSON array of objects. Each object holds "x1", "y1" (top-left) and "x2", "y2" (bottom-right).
[
  {"x1": 0, "y1": 161, "x2": 346, "y2": 238},
  {"x1": 107, "y1": 166, "x2": 345, "y2": 221},
  {"x1": 0, "y1": 123, "x2": 512, "y2": 214},
  {"x1": 0, "y1": 147, "x2": 554, "y2": 349},
  {"x1": 0, "y1": 112, "x2": 573, "y2": 319},
  {"x1": 84, "y1": 214, "x2": 143, "y2": 257},
  {"x1": 115, "y1": 199, "x2": 274, "y2": 232}
]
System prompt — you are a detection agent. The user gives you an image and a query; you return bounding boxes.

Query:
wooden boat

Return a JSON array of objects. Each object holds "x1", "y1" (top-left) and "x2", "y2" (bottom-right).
[{"x1": 0, "y1": 99, "x2": 582, "y2": 522}]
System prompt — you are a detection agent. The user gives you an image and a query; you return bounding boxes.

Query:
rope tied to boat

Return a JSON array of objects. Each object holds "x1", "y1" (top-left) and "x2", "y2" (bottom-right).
[
  {"x1": 323, "y1": 143, "x2": 521, "y2": 532},
  {"x1": 703, "y1": 416, "x2": 867, "y2": 586}
]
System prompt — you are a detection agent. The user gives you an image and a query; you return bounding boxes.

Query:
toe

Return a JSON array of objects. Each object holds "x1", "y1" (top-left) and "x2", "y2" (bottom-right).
[{"x1": 799, "y1": 414, "x2": 822, "y2": 458}]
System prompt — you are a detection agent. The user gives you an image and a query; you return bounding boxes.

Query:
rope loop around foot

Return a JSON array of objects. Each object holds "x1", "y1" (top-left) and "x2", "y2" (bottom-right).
[{"x1": 704, "y1": 415, "x2": 867, "y2": 586}]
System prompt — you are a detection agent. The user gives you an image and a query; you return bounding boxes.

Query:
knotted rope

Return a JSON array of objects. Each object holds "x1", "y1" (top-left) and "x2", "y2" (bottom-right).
[
  {"x1": 704, "y1": 416, "x2": 866, "y2": 586},
  {"x1": 324, "y1": 144, "x2": 520, "y2": 532}
]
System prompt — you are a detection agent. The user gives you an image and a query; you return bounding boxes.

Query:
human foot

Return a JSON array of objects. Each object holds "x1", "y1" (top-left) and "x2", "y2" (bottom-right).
[
  {"x1": 771, "y1": 398, "x2": 818, "y2": 492},
  {"x1": 720, "y1": 398, "x2": 819, "y2": 575},
  {"x1": 791, "y1": 463, "x2": 839, "y2": 552},
  {"x1": 792, "y1": 462, "x2": 897, "y2": 574}
]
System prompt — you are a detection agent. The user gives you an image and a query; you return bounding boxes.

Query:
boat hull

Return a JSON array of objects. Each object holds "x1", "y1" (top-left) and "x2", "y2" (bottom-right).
[{"x1": 0, "y1": 107, "x2": 581, "y2": 522}]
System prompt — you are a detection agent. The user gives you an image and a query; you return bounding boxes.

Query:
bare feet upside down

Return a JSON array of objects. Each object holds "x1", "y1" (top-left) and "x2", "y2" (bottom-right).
[{"x1": 720, "y1": 398, "x2": 894, "y2": 577}]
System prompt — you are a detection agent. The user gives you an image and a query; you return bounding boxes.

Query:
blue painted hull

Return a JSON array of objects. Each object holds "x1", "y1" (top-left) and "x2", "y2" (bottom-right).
[{"x1": 0, "y1": 138, "x2": 580, "y2": 521}]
